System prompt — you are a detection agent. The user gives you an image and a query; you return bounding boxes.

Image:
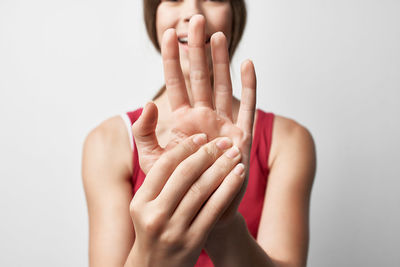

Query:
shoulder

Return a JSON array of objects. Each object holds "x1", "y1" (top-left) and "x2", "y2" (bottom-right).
[
  {"x1": 82, "y1": 115, "x2": 133, "y2": 183},
  {"x1": 256, "y1": 114, "x2": 316, "y2": 265},
  {"x1": 272, "y1": 114, "x2": 315, "y2": 150},
  {"x1": 82, "y1": 117, "x2": 136, "y2": 265},
  {"x1": 269, "y1": 114, "x2": 316, "y2": 182},
  {"x1": 84, "y1": 115, "x2": 131, "y2": 155}
]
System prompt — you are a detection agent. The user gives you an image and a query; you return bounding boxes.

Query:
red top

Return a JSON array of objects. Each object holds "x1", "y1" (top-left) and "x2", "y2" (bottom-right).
[{"x1": 127, "y1": 108, "x2": 274, "y2": 266}]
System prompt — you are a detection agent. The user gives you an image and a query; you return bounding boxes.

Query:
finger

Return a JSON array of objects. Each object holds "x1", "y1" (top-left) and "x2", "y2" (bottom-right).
[
  {"x1": 171, "y1": 145, "x2": 241, "y2": 228},
  {"x1": 155, "y1": 137, "x2": 234, "y2": 215},
  {"x1": 132, "y1": 102, "x2": 164, "y2": 173},
  {"x1": 236, "y1": 60, "x2": 257, "y2": 135},
  {"x1": 161, "y1": 28, "x2": 190, "y2": 111},
  {"x1": 136, "y1": 133, "x2": 208, "y2": 202},
  {"x1": 189, "y1": 163, "x2": 245, "y2": 240},
  {"x1": 211, "y1": 32, "x2": 233, "y2": 120},
  {"x1": 188, "y1": 15, "x2": 213, "y2": 108}
]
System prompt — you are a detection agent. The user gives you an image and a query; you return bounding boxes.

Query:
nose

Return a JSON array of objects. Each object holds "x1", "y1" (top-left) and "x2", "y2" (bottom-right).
[{"x1": 182, "y1": 0, "x2": 203, "y2": 22}]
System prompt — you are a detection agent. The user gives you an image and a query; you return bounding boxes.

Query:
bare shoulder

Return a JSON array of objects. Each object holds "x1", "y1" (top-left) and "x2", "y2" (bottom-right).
[
  {"x1": 82, "y1": 115, "x2": 136, "y2": 266},
  {"x1": 269, "y1": 114, "x2": 316, "y2": 182},
  {"x1": 257, "y1": 115, "x2": 316, "y2": 265},
  {"x1": 82, "y1": 115, "x2": 133, "y2": 184}
]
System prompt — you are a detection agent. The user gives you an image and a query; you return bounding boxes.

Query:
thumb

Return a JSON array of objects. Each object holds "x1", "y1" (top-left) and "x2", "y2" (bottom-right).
[{"x1": 132, "y1": 102, "x2": 164, "y2": 173}]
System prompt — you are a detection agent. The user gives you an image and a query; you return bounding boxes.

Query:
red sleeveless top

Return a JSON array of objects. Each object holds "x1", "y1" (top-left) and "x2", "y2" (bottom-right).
[{"x1": 126, "y1": 108, "x2": 274, "y2": 267}]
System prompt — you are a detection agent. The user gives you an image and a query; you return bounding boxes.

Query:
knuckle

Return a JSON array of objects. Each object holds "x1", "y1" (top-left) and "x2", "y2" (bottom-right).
[
  {"x1": 129, "y1": 196, "x2": 142, "y2": 217},
  {"x1": 188, "y1": 182, "x2": 203, "y2": 197},
  {"x1": 133, "y1": 202, "x2": 168, "y2": 236},
  {"x1": 142, "y1": 219, "x2": 160, "y2": 235},
  {"x1": 160, "y1": 229, "x2": 183, "y2": 248},
  {"x1": 217, "y1": 158, "x2": 232, "y2": 172},
  {"x1": 178, "y1": 137, "x2": 198, "y2": 155},
  {"x1": 186, "y1": 231, "x2": 202, "y2": 247},
  {"x1": 208, "y1": 161, "x2": 229, "y2": 182},
  {"x1": 238, "y1": 131, "x2": 252, "y2": 145},
  {"x1": 190, "y1": 70, "x2": 207, "y2": 83},
  {"x1": 165, "y1": 76, "x2": 181, "y2": 88},
  {"x1": 215, "y1": 84, "x2": 231, "y2": 94},
  {"x1": 157, "y1": 155, "x2": 174, "y2": 170},
  {"x1": 129, "y1": 201, "x2": 137, "y2": 215},
  {"x1": 175, "y1": 163, "x2": 192, "y2": 179},
  {"x1": 201, "y1": 143, "x2": 219, "y2": 161},
  {"x1": 141, "y1": 212, "x2": 164, "y2": 235},
  {"x1": 205, "y1": 202, "x2": 221, "y2": 220},
  {"x1": 242, "y1": 131, "x2": 252, "y2": 141}
]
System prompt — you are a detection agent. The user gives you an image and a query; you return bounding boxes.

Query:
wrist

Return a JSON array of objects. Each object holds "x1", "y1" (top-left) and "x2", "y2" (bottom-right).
[
  {"x1": 124, "y1": 243, "x2": 148, "y2": 267},
  {"x1": 209, "y1": 211, "x2": 244, "y2": 236},
  {"x1": 204, "y1": 213, "x2": 249, "y2": 266}
]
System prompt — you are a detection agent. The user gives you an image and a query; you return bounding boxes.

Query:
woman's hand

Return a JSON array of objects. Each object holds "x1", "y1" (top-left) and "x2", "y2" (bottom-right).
[
  {"x1": 126, "y1": 134, "x2": 245, "y2": 267},
  {"x1": 132, "y1": 15, "x2": 256, "y2": 225}
]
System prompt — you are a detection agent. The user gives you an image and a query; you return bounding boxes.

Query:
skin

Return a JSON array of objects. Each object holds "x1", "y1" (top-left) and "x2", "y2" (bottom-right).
[
  {"x1": 127, "y1": 135, "x2": 246, "y2": 266},
  {"x1": 82, "y1": 1, "x2": 316, "y2": 266},
  {"x1": 155, "y1": 0, "x2": 233, "y2": 102}
]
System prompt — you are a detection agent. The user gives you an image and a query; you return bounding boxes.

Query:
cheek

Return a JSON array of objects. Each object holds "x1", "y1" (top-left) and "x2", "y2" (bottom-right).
[
  {"x1": 206, "y1": 6, "x2": 233, "y2": 40},
  {"x1": 155, "y1": 13, "x2": 164, "y2": 47},
  {"x1": 155, "y1": 6, "x2": 175, "y2": 47},
  {"x1": 155, "y1": 24, "x2": 163, "y2": 48}
]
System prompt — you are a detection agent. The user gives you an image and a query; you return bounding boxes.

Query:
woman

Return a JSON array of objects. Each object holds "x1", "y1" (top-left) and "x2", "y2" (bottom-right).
[{"x1": 82, "y1": 1, "x2": 316, "y2": 266}]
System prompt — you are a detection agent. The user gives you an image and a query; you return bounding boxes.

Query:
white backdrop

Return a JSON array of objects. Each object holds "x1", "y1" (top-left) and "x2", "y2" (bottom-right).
[{"x1": 0, "y1": 0, "x2": 399, "y2": 266}]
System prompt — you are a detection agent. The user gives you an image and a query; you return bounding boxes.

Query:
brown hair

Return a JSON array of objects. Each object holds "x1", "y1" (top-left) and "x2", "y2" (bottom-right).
[{"x1": 143, "y1": 0, "x2": 247, "y2": 99}]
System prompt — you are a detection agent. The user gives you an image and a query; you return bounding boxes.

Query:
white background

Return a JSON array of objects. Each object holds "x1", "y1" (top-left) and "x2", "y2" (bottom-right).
[{"x1": 1, "y1": 0, "x2": 399, "y2": 266}]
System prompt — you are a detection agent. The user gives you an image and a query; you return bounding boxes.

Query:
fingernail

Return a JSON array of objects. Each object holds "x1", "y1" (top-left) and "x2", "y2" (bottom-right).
[
  {"x1": 226, "y1": 146, "x2": 240, "y2": 158},
  {"x1": 216, "y1": 137, "x2": 233, "y2": 150},
  {"x1": 193, "y1": 133, "x2": 207, "y2": 145},
  {"x1": 233, "y1": 163, "x2": 245, "y2": 176}
]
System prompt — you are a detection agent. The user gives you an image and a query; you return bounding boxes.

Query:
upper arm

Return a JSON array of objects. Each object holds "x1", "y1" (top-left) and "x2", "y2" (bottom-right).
[
  {"x1": 82, "y1": 116, "x2": 135, "y2": 267},
  {"x1": 256, "y1": 115, "x2": 316, "y2": 267}
]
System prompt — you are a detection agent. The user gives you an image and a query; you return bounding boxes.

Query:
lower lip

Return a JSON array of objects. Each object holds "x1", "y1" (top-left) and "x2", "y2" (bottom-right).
[{"x1": 178, "y1": 42, "x2": 189, "y2": 52}]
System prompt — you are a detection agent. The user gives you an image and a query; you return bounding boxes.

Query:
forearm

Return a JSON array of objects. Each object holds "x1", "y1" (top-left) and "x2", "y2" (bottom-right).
[
  {"x1": 205, "y1": 214, "x2": 276, "y2": 267},
  {"x1": 124, "y1": 243, "x2": 154, "y2": 267},
  {"x1": 124, "y1": 244, "x2": 144, "y2": 267}
]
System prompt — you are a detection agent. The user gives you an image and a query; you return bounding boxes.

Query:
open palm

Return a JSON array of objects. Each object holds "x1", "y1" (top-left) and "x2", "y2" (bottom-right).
[{"x1": 132, "y1": 15, "x2": 256, "y2": 222}]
